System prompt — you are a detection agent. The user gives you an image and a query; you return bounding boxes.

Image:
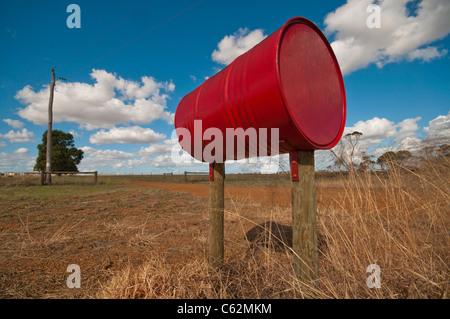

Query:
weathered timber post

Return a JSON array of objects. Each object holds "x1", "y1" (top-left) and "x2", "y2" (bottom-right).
[
  {"x1": 184, "y1": 171, "x2": 187, "y2": 183},
  {"x1": 40, "y1": 171, "x2": 45, "y2": 186},
  {"x1": 45, "y1": 68, "x2": 56, "y2": 185},
  {"x1": 290, "y1": 151, "x2": 318, "y2": 288},
  {"x1": 209, "y1": 162, "x2": 225, "y2": 270},
  {"x1": 94, "y1": 171, "x2": 98, "y2": 184}
]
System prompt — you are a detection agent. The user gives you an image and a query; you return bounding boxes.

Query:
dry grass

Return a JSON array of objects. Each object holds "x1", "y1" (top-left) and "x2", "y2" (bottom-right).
[
  {"x1": 315, "y1": 166, "x2": 449, "y2": 298},
  {"x1": 95, "y1": 156, "x2": 449, "y2": 299}
]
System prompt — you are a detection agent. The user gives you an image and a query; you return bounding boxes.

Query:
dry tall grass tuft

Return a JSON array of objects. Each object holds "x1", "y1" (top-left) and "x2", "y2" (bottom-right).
[
  {"x1": 315, "y1": 153, "x2": 449, "y2": 298},
  {"x1": 96, "y1": 154, "x2": 449, "y2": 299}
]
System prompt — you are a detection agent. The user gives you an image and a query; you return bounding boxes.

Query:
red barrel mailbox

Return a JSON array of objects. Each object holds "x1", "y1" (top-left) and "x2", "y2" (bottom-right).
[{"x1": 175, "y1": 17, "x2": 346, "y2": 162}]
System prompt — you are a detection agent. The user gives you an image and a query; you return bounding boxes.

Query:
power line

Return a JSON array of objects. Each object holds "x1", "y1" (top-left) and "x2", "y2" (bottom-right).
[
  {"x1": 54, "y1": 0, "x2": 154, "y2": 69},
  {"x1": 68, "y1": 0, "x2": 205, "y2": 77}
]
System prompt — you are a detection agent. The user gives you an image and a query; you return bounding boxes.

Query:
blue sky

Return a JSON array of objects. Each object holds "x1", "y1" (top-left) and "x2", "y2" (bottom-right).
[{"x1": 0, "y1": 0, "x2": 449, "y2": 174}]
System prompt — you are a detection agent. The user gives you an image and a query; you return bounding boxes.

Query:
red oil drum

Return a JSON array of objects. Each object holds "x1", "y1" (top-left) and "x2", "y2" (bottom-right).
[{"x1": 175, "y1": 17, "x2": 346, "y2": 162}]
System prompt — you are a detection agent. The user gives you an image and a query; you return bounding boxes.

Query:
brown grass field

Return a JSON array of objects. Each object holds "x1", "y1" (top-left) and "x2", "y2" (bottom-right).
[{"x1": 0, "y1": 157, "x2": 448, "y2": 299}]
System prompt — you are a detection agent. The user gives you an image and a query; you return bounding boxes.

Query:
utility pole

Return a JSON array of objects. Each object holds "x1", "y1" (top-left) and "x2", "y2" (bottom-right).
[{"x1": 45, "y1": 68, "x2": 56, "y2": 185}]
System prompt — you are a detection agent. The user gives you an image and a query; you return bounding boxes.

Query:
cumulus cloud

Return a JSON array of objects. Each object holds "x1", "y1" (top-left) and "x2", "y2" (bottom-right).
[
  {"x1": 424, "y1": 110, "x2": 450, "y2": 138},
  {"x1": 80, "y1": 146, "x2": 135, "y2": 160},
  {"x1": 151, "y1": 152, "x2": 205, "y2": 168},
  {"x1": 344, "y1": 117, "x2": 398, "y2": 145},
  {"x1": 76, "y1": 141, "x2": 205, "y2": 173},
  {"x1": 394, "y1": 117, "x2": 423, "y2": 149},
  {"x1": 325, "y1": 0, "x2": 450, "y2": 75},
  {"x1": 14, "y1": 147, "x2": 29, "y2": 154},
  {"x1": 212, "y1": 28, "x2": 267, "y2": 65},
  {"x1": 89, "y1": 126, "x2": 166, "y2": 145},
  {"x1": 15, "y1": 69, "x2": 175, "y2": 130},
  {"x1": 343, "y1": 116, "x2": 423, "y2": 147},
  {"x1": 3, "y1": 119, "x2": 25, "y2": 129},
  {"x1": 344, "y1": 116, "x2": 426, "y2": 150},
  {"x1": 330, "y1": 115, "x2": 425, "y2": 168},
  {"x1": 0, "y1": 128, "x2": 34, "y2": 143},
  {"x1": 138, "y1": 138, "x2": 178, "y2": 156},
  {"x1": 407, "y1": 46, "x2": 448, "y2": 62},
  {"x1": 77, "y1": 146, "x2": 135, "y2": 171},
  {"x1": 69, "y1": 130, "x2": 82, "y2": 138},
  {"x1": 0, "y1": 151, "x2": 34, "y2": 172}
]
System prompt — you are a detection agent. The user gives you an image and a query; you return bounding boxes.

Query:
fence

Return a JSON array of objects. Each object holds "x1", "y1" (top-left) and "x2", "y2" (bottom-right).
[
  {"x1": 41, "y1": 171, "x2": 98, "y2": 185},
  {"x1": 184, "y1": 171, "x2": 209, "y2": 183}
]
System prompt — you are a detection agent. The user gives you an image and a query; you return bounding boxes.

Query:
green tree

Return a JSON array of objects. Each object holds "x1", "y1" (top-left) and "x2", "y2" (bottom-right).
[{"x1": 34, "y1": 130, "x2": 84, "y2": 172}]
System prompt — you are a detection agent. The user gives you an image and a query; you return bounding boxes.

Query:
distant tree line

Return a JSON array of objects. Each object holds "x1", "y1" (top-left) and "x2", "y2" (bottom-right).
[{"x1": 330, "y1": 131, "x2": 449, "y2": 172}]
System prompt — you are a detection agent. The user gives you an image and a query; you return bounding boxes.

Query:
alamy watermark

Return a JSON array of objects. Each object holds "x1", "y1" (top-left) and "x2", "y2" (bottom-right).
[
  {"x1": 366, "y1": 264, "x2": 381, "y2": 288},
  {"x1": 66, "y1": 264, "x2": 81, "y2": 288},
  {"x1": 66, "y1": 4, "x2": 81, "y2": 29},
  {"x1": 367, "y1": 4, "x2": 381, "y2": 29}
]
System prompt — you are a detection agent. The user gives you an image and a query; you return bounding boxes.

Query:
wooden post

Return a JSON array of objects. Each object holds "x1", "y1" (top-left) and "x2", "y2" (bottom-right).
[
  {"x1": 94, "y1": 171, "x2": 98, "y2": 184},
  {"x1": 45, "y1": 68, "x2": 56, "y2": 185},
  {"x1": 209, "y1": 162, "x2": 225, "y2": 270},
  {"x1": 290, "y1": 151, "x2": 318, "y2": 288},
  {"x1": 184, "y1": 171, "x2": 187, "y2": 183},
  {"x1": 40, "y1": 171, "x2": 45, "y2": 186}
]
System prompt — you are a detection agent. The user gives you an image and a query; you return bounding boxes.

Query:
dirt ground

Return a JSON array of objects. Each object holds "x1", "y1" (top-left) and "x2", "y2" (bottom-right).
[
  {"x1": 0, "y1": 179, "x2": 298, "y2": 298},
  {"x1": 130, "y1": 180, "x2": 293, "y2": 207},
  {"x1": 129, "y1": 180, "x2": 346, "y2": 208}
]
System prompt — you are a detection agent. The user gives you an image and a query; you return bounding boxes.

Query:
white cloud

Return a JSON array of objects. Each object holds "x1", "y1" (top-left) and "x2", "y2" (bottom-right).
[
  {"x1": 325, "y1": 0, "x2": 450, "y2": 75},
  {"x1": 326, "y1": 112, "x2": 450, "y2": 169},
  {"x1": 138, "y1": 138, "x2": 178, "y2": 156},
  {"x1": 69, "y1": 130, "x2": 82, "y2": 138},
  {"x1": 394, "y1": 117, "x2": 423, "y2": 149},
  {"x1": 3, "y1": 119, "x2": 25, "y2": 129},
  {"x1": 395, "y1": 117, "x2": 422, "y2": 141},
  {"x1": 76, "y1": 142, "x2": 205, "y2": 173},
  {"x1": 396, "y1": 136, "x2": 422, "y2": 150},
  {"x1": 78, "y1": 146, "x2": 135, "y2": 172},
  {"x1": 331, "y1": 116, "x2": 424, "y2": 167},
  {"x1": 344, "y1": 117, "x2": 397, "y2": 145},
  {"x1": 0, "y1": 151, "x2": 34, "y2": 172},
  {"x1": 212, "y1": 28, "x2": 267, "y2": 65},
  {"x1": 151, "y1": 152, "x2": 205, "y2": 168},
  {"x1": 80, "y1": 146, "x2": 135, "y2": 160},
  {"x1": 14, "y1": 147, "x2": 29, "y2": 154},
  {"x1": 89, "y1": 126, "x2": 166, "y2": 145},
  {"x1": 0, "y1": 141, "x2": 6, "y2": 148},
  {"x1": 424, "y1": 110, "x2": 450, "y2": 138},
  {"x1": 343, "y1": 116, "x2": 422, "y2": 147},
  {"x1": 15, "y1": 69, "x2": 175, "y2": 130},
  {"x1": 0, "y1": 128, "x2": 34, "y2": 143},
  {"x1": 407, "y1": 46, "x2": 448, "y2": 62}
]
